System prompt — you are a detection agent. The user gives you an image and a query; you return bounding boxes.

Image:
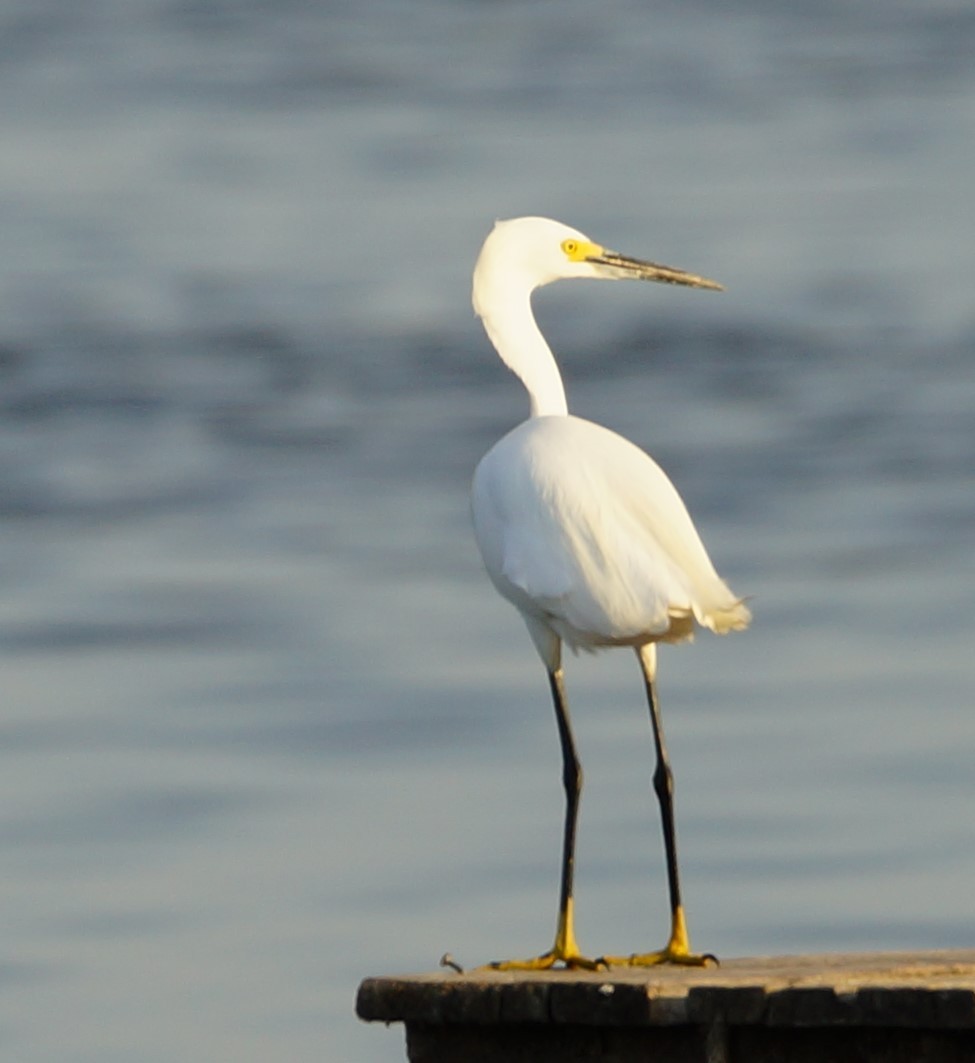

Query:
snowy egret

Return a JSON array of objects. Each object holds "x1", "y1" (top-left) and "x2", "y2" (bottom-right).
[{"x1": 470, "y1": 216, "x2": 750, "y2": 970}]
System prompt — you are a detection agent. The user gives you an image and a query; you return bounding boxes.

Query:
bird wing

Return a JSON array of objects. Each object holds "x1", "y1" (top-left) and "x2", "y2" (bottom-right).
[{"x1": 472, "y1": 415, "x2": 748, "y2": 647}]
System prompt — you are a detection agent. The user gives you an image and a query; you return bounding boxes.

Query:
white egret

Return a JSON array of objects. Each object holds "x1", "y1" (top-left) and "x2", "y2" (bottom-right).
[{"x1": 470, "y1": 216, "x2": 750, "y2": 970}]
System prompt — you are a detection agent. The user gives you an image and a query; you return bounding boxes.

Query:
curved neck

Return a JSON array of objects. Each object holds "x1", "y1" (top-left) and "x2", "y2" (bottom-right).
[{"x1": 479, "y1": 287, "x2": 568, "y2": 418}]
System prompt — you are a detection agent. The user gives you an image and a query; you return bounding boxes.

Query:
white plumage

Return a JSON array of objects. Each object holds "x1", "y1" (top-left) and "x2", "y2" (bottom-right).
[
  {"x1": 473, "y1": 413, "x2": 748, "y2": 665},
  {"x1": 471, "y1": 217, "x2": 748, "y2": 668}
]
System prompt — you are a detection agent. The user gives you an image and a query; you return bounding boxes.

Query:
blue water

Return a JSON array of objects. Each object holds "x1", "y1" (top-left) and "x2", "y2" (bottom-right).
[{"x1": 1, "y1": 1, "x2": 974, "y2": 1059}]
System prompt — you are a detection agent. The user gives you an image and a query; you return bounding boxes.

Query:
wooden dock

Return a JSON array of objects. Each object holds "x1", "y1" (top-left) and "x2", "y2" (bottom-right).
[{"x1": 356, "y1": 950, "x2": 975, "y2": 1062}]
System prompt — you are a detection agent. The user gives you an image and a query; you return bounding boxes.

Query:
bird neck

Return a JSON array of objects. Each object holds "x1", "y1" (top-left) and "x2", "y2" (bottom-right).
[{"x1": 480, "y1": 288, "x2": 568, "y2": 418}]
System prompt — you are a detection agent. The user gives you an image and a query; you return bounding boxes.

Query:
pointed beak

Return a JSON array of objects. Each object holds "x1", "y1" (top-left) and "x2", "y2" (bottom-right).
[{"x1": 585, "y1": 249, "x2": 724, "y2": 291}]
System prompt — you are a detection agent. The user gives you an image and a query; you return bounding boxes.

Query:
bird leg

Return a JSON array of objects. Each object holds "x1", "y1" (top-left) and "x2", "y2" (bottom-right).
[
  {"x1": 600, "y1": 646, "x2": 716, "y2": 969},
  {"x1": 484, "y1": 667, "x2": 603, "y2": 972}
]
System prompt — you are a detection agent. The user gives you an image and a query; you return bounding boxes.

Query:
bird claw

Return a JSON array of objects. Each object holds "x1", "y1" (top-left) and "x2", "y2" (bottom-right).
[
  {"x1": 599, "y1": 948, "x2": 718, "y2": 968},
  {"x1": 439, "y1": 952, "x2": 465, "y2": 974},
  {"x1": 480, "y1": 948, "x2": 606, "y2": 972}
]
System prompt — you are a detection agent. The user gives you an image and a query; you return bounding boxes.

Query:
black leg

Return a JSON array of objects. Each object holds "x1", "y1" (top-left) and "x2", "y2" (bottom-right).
[
  {"x1": 638, "y1": 646, "x2": 684, "y2": 917},
  {"x1": 548, "y1": 666, "x2": 582, "y2": 927},
  {"x1": 485, "y1": 664, "x2": 598, "y2": 969},
  {"x1": 599, "y1": 644, "x2": 714, "y2": 967}
]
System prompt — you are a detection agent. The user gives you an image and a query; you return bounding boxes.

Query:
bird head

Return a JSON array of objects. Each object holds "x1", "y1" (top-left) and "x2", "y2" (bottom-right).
[{"x1": 473, "y1": 216, "x2": 722, "y2": 319}]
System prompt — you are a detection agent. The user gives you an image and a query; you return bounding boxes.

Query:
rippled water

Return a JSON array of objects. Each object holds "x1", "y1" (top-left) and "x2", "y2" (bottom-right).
[{"x1": 1, "y1": 1, "x2": 974, "y2": 1060}]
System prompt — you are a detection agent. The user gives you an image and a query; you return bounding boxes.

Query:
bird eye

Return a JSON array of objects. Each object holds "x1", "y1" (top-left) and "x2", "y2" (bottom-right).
[{"x1": 561, "y1": 239, "x2": 579, "y2": 257}]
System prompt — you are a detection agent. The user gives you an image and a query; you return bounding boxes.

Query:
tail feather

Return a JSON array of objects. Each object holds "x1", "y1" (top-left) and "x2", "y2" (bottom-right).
[{"x1": 699, "y1": 594, "x2": 751, "y2": 635}]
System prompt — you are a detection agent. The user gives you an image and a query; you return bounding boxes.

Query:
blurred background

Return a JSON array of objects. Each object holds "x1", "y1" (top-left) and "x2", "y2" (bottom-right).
[{"x1": 0, "y1": 1, "x2": 973, "y2": 1059}]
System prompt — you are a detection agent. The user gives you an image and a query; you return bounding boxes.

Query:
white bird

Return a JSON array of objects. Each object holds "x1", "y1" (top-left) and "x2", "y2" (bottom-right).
[{"x1": 470, "y1": 216, "x2": 750, "y2": 970}]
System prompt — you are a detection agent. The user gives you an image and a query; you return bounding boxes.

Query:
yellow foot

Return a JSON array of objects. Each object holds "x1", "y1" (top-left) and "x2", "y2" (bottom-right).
[
  {"x1": 482, "y1": 898, "x2": 604, "y2": 971},
  {"x1": 482, "y1": 947, "x2": 605, "y2": 972},
  {"x1": 600, "y1": 906, "x2": 716, "y2": 968},
  {"x1": 599, "y1": 945, "x2": 717, "y2": 968}
]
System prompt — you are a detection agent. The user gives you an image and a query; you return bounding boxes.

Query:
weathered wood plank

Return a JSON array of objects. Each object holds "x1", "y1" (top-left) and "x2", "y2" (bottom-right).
[{"x1": 357, "y1": 951, "x2": 975, "y2": 1062}]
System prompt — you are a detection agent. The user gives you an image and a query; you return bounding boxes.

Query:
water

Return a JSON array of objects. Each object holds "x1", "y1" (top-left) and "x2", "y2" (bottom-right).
[{"x1": 1, "y1": 1, "x2": 973, "y2": 1059}]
